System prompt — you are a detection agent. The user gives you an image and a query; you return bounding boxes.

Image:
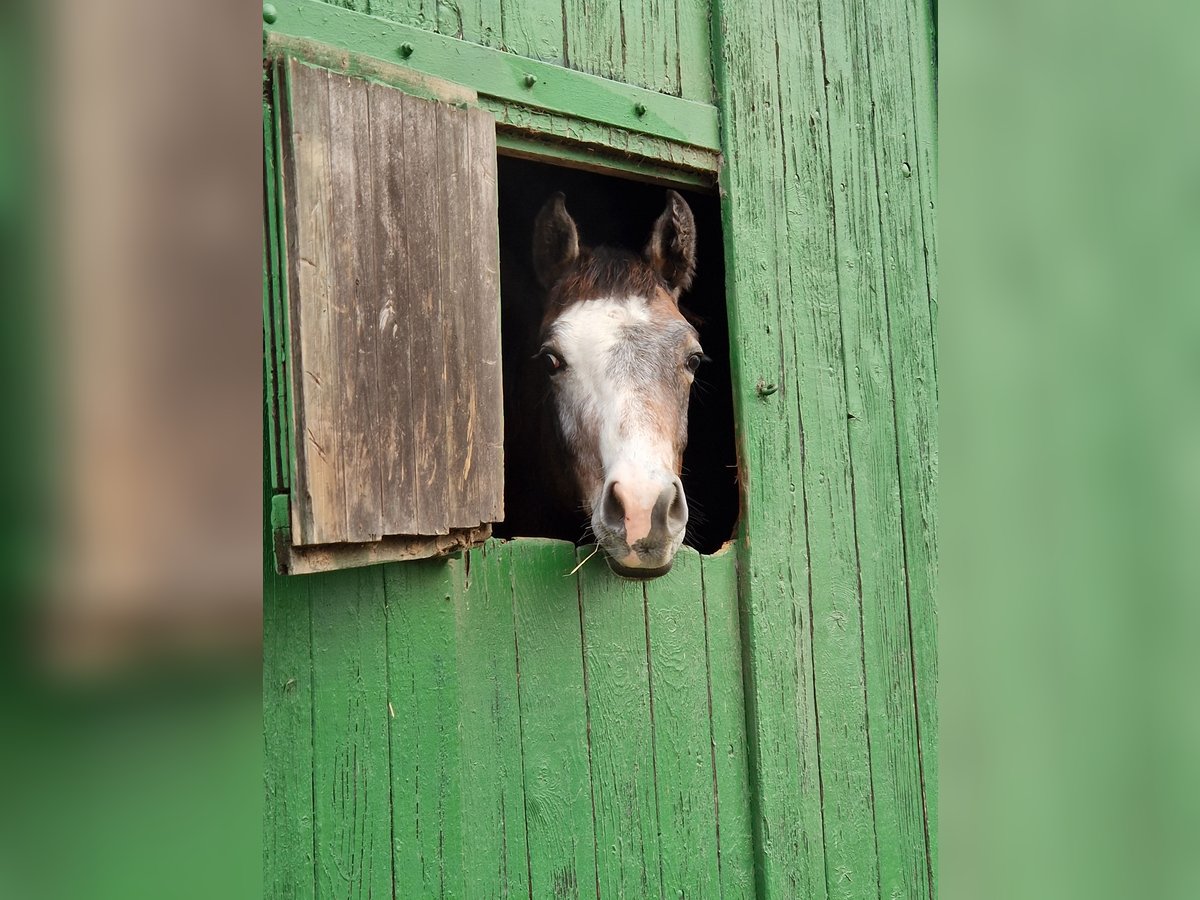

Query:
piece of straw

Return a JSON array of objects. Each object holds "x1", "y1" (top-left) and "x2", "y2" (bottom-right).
[{"x1": 565, "y1": 546, "x2": 600, "y2": 577}]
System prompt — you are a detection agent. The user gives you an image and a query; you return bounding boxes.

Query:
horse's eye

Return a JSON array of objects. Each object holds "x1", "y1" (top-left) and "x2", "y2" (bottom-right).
[
  {"x1": 539, "y1": 349, "x2": 566, "y2": 375},
  {"x1": 686, "y1": 352, "x2": 708, "y2": 375}
]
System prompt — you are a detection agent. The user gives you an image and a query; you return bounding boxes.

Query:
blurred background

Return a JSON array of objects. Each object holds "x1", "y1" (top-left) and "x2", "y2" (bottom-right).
[
  {"x1": 942, "y1": 0, "x2": 1200, "y2": 897},
  {"x1": 1, "y1": 0, "x2": 1197, "y2": 897},
  {"x1": 0, "y1": 1, "x2": 261, "y2": 898}
]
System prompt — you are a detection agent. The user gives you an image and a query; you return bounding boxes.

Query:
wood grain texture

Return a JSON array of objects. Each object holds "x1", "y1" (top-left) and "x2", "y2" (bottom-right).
[
  {"x1": 284, "y1": 62, "x2": 344, "y2": 544},
  {"x1": 710, "y1": 3, "x2": 829, "y2": 895},
  {"x1": 820, "y1": 0, "x2": 934, "y2": 894},
  {"x1": 466, "y1": 108, "x2": 505, "y2": 523},
  {"x1": 281, "y1": 61, "x2": 504, "y2": 551},
  {"x1": 369, "y1": 79, "x2": 421, "y2": 536},
  {"x1": 264, "y1": 537, "x2": 763, "y2": 899},
  {"x1": 328, "y1": 72, "x2": 384, "y2": 542},
  {"x1": 700, "y1": 548, "x2": 756, "y2": 899},
  {"x1": 620, "y1": 0, "x2": 680, "y2": 95},
  {"x1": 384, "y1": 557, "x2": 465, "y2": 899},
  {"x1": 263, "y1": 555, "x2": 316, "y2": 900},
  {"x1": 863, "y1": 0, "x2": 939, "y2": 885},
  {"x1": 563, "y1": 0, "x2": 622, "y2": 82},
  {"x1": 499, "y1": 0, "x2": 563, "y2": 63},
  {"x1": 305, "y1": 0, "x2": 715, "y2": 102},
  {"x1": 577, "y1": 546, "x2": 663, "y2": 899},
  {"x1": 643, "y1": 548, "x2": 722, "y2": 898},
  {"x1": 675, "y1": 0, "x2": 715, "y2": 102},
  {"x1": 509, "y1": 540, "x2": 598, "y2": 899},
  {"x1": 711, "y1": 0, "x2": 937, "y2": 895},
  {"x1": 310, "y1": 566, "x2": 394, "y2": 899},
  {"x1": 455, "y1": 543, "x2": 531, "y2": 898}
]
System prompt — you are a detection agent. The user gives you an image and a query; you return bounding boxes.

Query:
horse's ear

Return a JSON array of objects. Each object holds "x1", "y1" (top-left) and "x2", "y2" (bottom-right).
[
  {"x1": 532, "y1": 192, "x2": 580, "y2": 289},
  {"x1": 644, "y1": 190, "x2": 696, "y2": 296}
]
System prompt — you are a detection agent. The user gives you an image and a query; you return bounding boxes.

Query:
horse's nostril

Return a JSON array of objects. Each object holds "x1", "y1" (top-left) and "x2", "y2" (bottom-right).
[
  {"x1": 601, "y1": 481, "x2": 625, "y2": 533},
  {"x1": 667, "y1": 479, "x2": 688, "y2": 530}
]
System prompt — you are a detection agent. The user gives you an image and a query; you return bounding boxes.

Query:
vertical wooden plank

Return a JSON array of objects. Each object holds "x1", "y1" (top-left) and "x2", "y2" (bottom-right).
[
  {"x1": 675, "y1": 0, "x2": 715, "y2": 102},
  {"x1": 442, "y1": 105, "x2": 472, "y2": 529},
  {"x1": 328, "y1": 73, "x2": 384, "y2": 542},
  {"x1": 862, "y1": 0, "x2": 939, "y2": 886},
  {"x1": 500, "y1": 0, "x2": 565, "y2": 64},
  {"x1": 769, "y1": 0, "x2": 881, "y2": 891},
  {"x1": 710, "y1": 1, "x2": 829, "y2": 895},
  {"x1": 510, "y1": 540, "x2": 598, "y2": 899},
  {"x1": 563, "y1": 0, "x2": 622, "y2": 82},
  {"x1": 263, "y1": 559, "x2": 316, "y2": 900},
  {"x1": 465, "y1": 108, "x2": 504, "y2": 525},
  {"x1": 284, "y1": 61, "x2": 344, "y2": 545},
  {"x1": 459, "y1": 0, "x2": 504, "y2": 47},
  {"x1": 271, "y1": 63, "x2": 296, "y2": 496},
  {"x1": 385, "y1": 557, "x2": 465, "y2": 899},
  {"x1": 577, "y1": 545, "x2": 663, "y2": 899},
  {"x1": 700, "y1": 549, "x2": 756, "y2": 900},
  {"x1": 439, "y1": 0, "x2": 503, "y2": 46},
  {"x1": 402, "y1": 91, "x2": 448, "y2": 533},
  {"x1": 348, "y1": 0, "x2": 431, "y2": 30},
  {"x1": 620, "y1": 0, "x2": 680, "y2": 95},
  {"x1": 456, "y1": 542, "x2": 531, "y2": 899},
  {"x1": 310, "y1": 566, "x2": 394, "y2": 900},
  {"x1": 643, "y1": 547, "x2": 721, "y2": 898},
  {"x1": 819, "y1": 0, "x2": 933, "y2": 894},
  {"x1": 368, "y1": 81, "x2": 421, "y2": 536}
]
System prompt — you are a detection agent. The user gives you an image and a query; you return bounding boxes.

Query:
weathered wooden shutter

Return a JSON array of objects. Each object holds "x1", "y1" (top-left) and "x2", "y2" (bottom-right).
[{"x1": 278, "y1": 59, "x2": 502, "y2": 572}]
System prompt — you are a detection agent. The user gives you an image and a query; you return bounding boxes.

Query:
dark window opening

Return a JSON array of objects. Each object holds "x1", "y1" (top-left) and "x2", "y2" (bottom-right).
[{"x1": 493, "y1": 155, "x2": 739, "y2": 555}]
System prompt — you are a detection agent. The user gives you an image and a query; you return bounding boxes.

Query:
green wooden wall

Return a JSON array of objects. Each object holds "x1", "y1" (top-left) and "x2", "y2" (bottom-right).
[
  {"x1": 266, "y1": 543, "x2": 756, "y2": 899},
  {"x1": 711, "y1": 0, "x2": 938, "y2": 896},
  {"x1": 313, "y1": 0, "x2": 716, "y2": 102},
  {"x1": 264, "y1": 0, "x2": 938, "y2": 896}
]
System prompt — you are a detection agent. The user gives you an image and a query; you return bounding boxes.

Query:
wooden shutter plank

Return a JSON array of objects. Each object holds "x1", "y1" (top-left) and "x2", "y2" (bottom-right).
[
  {"x1": 440, "y1": 103, "x2": 471, "y2": 529},
  {"x1": 368, "y1": 81, "x2": 421, "y2": 537},
  {"x1": 328, "y1": 72, "x2": 384, "y2": 542},
  {"x1": 402, "y1": 92, "x2": 449, "y2": 535},
  {"x1": 285, "y1": 61, "x2": 345, "y2": 545},
  {"x1": 466, "y1": 107, "x2": 504, "y2": 524}
]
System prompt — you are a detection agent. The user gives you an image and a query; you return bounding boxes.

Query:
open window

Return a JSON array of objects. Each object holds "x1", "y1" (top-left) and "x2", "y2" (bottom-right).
[{"x1": 266, "y1": 56, "x2": 738, "y2": 574}]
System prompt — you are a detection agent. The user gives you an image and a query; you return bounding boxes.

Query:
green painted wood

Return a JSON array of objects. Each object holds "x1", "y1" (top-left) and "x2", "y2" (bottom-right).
[
  {"x1": 455, "y1": 542, "x2": 532, "y2": 898},
  {"x1": 499, "y1": 0, "x2": 563, "y2": 63},
  {"x1": 620, "y1": 0, "x2": 679, "y2": 95},
  {"x1": 563, "y1": 0, "x2": 621, "y2": 82},
  {"x1": 770, "y1": 0, "x2": 882, "y2": 882},
  {"x1": 263, "y1": 95, "x2": 283, "y2": 494},
  {"x1": 509, "y1": 540, "x2": 598, "y2": 899},
  {"x1": 699, "y1": 548, "x2": 756, "y2": 900},
  {"x1": 269, "y1": 65, "x2": 296, "y2": 494},
  {"x1": 496, "y1": 132, "x2": 715, "y2": 189},
  {"x1": 383, "y1": 557, "x2": 465, "y2": 898},
  {"x1": 674, "y1": 0, "x2": 715, "y2": 103},
  {"x1": 577, "y1": 545, "x2": 663, "y2": 899},
  {"x1": 486, "y1": 100, "x2": 721, "y2": 175},
  {"x1": 309, "y1": 566, "x2": 394, "y2": 899},
  {"x1": 265, "y1": 0, "x2": 722, "y2": 150},
  {"x1": 712, "y1": 0, "x2": 937, "y2": 896},
  {"x1": 315, "y1": 0, "x2": 711, "y2": 100},
  {"x1": 643, "y1": 547, "x2": 722, "y2": 898},
  {"x1": 709, "y1": 2, "x2": 829, "y2": 895},
  {"x1": 862, "y1": 0, "x2": 939, "y2": 887},
  {"x1": 263, "y1": 552, "x2": 316, "y2": 899},
  {"x1": 819, "y1": 0, "x2": 933, "y2": 894}
]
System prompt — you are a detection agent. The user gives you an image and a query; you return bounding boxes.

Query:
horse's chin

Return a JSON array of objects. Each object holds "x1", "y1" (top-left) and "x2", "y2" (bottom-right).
[{"x1": 605, "y1": 557, "x2": 674, "y2": 580}]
